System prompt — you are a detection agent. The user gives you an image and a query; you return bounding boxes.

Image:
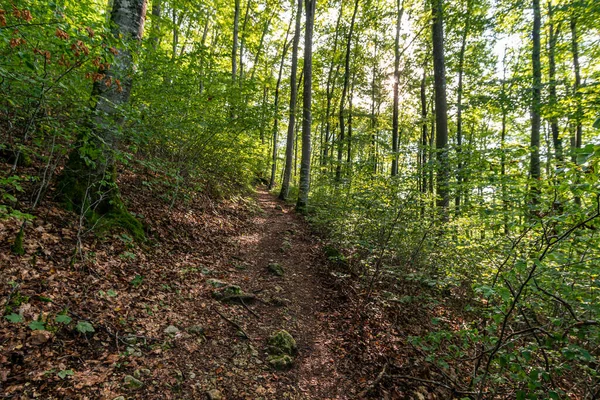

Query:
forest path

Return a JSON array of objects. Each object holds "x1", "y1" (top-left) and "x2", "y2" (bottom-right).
[{"x1": 169, "y1": 188, "x2": 356, "y2": 399}]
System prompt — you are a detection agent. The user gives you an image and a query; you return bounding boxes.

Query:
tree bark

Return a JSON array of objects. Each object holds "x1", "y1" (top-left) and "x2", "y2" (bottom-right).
[
  {"x1": 279, "y1": 0, "x2": 303, "y2": 200},
  {"x1": 268, "y1": 13, "x2": 294, "y2": 190},
  {"x1": 432, "y1": 0, "x2": 449, "y2": 213},
  {"x1": 455, "y1": 0, "x2": 470, "y2": 210},
  {"x1": 232, "y1": 0, "x2": 240, "y2": 81},
  {"x1": 547, "y1": 2, "x2": 562, "y2": 162},
  {"x1": 391, "y1": 0, "x2": 404, "y2": 176},
  {"x1": 336, "y1": 0, "x2": 359, "y2": 181},
  {"x1": 530, "y1": 0, "x2": 542, "y2": 204},
  {"x1": 297, "y1": 0, "x2": 315, "y2": 213}
]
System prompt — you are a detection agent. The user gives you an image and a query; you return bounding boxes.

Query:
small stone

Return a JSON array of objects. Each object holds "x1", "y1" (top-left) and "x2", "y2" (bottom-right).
[
  {"x1": 123, "y1": 375, "x2": 143, "y2": 390},
  {"x1": 112, "y1": 397, "x2": 125, "y2": 400},
  {"x1": 187, "y1": 325, "x2": 205, "y2": 336},
  {"x1": 133, "y1": 369, "x2": 142, "y2": 379},
  {"x1": 274, "y1": 286, "x2": 283, "y2": 293},
  {"x1": 207, "y1": 389, "x2": 223, "y2": 400},
  {"x1": 267, "y1": 330, "x2": 297, "y2": 356},
  {"x1": 207, "y1": 279, "x2": 228, "y2": 288},
  {"x1": 267, "y1": 263, "x2": 284, "y2": 277},
  {"x1": 270, "y1": 297, "x2": 290, "y2": 307},
  {"x1": 188, "y1": 372, "x2": 196, "y2": 380},
  {"x1": 164, "y1": 325, "x2": 180, "y2": 335}
]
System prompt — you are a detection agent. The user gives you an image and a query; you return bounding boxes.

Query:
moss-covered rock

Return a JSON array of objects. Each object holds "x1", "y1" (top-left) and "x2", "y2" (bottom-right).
[
  {"x1": 10, "y1": 228, "x2": 25, "y2": 255},
  {"x1": 268, "y1": 354, "x2": 293, "y2": 370},
  {"x1": 267, "y1": 330, "x2": 297, "y2": 356},
  {"x1": 123, "y1": 375, "x2": 143, "y2": 390},
  {"x1": 267, "y1": 262, "x2": 285, "y2": 277}
]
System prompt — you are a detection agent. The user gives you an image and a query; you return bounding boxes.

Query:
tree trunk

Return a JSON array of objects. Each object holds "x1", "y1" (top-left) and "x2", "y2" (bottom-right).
[
  {"x1": 232, "y1": 0, "x2": 240, "y2": 81},
  {"x1": 420, "y1": 70, "x2": 428, "y2": 197},
  {"x1": 547, "y1": 2, "x2": 562, "y2": 162},
  {"x1": 58, "y1": 0, "x2": 147, "y2": 238},
  {"x1": 391, "y1": 0, "x2": 404, "y2": 176},
  {"x1": 336, "y1": 0, "x2": 359, "y2": 181},
  {"x1": 239, "y1": 0, "x2": 252, "y2": 83},
  {"x1": 455, "y1": 0, "x2": 470, "y2": 211},
  {"x1": 530, "y1": 0, "x2": 542, "y2": 204},
  {"x1": 322, "y1": 3, "x2": 343, "y2": 167},
  {"x1": 297, "y1": 0, "x2": 315, "y2": 213},
  {"x1": 268, "y1": 13, "x2": 294, "y2": 190},
  {"x1": 279, "y1": 0, "x2": 303, "y2": 200},
  {"x1": 570, "y1": 12, "x2": 582, "y2": 154},
  {"x1": 432, "y1": 0, "x2": 449, "y2": 213}
]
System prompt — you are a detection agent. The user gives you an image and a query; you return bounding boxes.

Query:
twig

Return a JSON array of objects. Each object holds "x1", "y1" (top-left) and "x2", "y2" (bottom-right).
[
  {"x1": 214, "y1": 308, "x2": 252, "y2": 340},
  {"x1": 240, "y1": 297, "x2": 260, "y2": 319},
  {"x1": 357, "y1": 362, "x2": 388, "y2": 398}
]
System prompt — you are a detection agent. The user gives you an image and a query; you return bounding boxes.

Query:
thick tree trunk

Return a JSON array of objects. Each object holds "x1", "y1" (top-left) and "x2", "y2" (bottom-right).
[
  {"x1": 336, "y1": 0, "x2": 359, "y2": 181},
  {"x1": 297, "y1": 0, "x2": 315, "y2": 213},
  {"x1": 58, "y1": 0, "x2": 147, "y2": 238},
  {"x1": 279, "y1": 0, "x2": 303, "y2": 200},
  {"x1": 391, "y1": 0, "x2": 404, "y2": 177},
  {"x1": 432, "y1": 0, "x2": 449, "y2": 213},
  {"x1": 530, "y1": 0, "x2": 542, "y2": 204}
]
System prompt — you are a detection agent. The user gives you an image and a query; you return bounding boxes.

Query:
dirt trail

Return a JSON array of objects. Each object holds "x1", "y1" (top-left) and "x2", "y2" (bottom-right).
[{"x1": 169, "y1": 188, "x2": 356, "y2": 399}]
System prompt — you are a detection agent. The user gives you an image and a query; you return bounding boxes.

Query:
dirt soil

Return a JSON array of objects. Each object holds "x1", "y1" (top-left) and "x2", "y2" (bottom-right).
[{"x1": 1, "y1": 175, "x2": 388, "y2": 399}]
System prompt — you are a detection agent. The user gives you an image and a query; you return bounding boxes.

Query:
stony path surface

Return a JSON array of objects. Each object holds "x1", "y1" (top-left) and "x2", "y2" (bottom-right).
[{"x1": 168, "y1": 188, "x2": 355, "y2": 399}]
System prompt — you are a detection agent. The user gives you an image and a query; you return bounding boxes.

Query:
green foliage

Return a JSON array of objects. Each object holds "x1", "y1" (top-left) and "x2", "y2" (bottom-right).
[
  {"x1": 130, "y1": 275, "x2": 144, "y2": 288},
  {"x1": 76, "y1": 321, "x2": 95, "y2": 334},
  {"x1": 28, "y1": 320, "x2": 46, "y2": 331},
  {"x1": 4, "y1": 313, "x2": 24, "y2": 323},
  {"x1": 57, "y1": 369, "x2": 74, "y2": 379},
  {"x1": 55, "y1": 314, "x2": 73, "y2": 325}
]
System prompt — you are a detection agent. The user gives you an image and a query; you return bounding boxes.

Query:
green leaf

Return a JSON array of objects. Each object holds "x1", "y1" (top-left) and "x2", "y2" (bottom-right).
[
  {"x1": 55, "y1": 314, "x2": 72, "y2": 325},
  {"x1": 593, "y1": 116, "x2": 600, "y2": 130},
  {"x1": 28, "y1": 321, "x2": 46, "y2": 331},
  {"x1": 4, "y1": 313, "x2": 24, "y2": 323},
  {"x1": 76, "y1": 321, "x2": 95, "y2": 334},
  {"x1": 106, "y1": 289, "x2": 117, "y2": 297},
  {"x1": 57, "y1": 369, "x2": 74, "y2": 379}
]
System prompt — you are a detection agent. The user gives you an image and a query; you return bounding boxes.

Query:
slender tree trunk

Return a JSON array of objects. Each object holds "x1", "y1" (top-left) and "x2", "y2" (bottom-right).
[
  {"x1": 336, "y1": 0, "x2": 359, "y2": 181},
  {"x1": 268, "y1": 14, "x2": 294, "y2": 190},
  {"x1": 322, "y1": 4, "x2": 343, "y2": 166},
  {"x1": 420, "y1": 71, "x2": 428, "y2": 197},
  {"x1": 347, "y1": 71, "x2": 356, "y2": 167},
  {"x1": 455, "y1": 0, "x2": 470, "y2": 211},
  {"x1": 530, "y1": 0, "x2": 542, "y2": 204},
  {"x1": 249, "y1": 11, "x2": 275, "y2": 82},
  {"x1": 548, "y1": 2, "x2": 562, "y2": 162},
  {"x1": 239, "y1": 0, "x2": 252, "y2": 83},
  {"x1": 370, "y1": 42, "x2": 379, "y2": 175},
  {"x1": 232, "y1": 0, "x2": 240, "y2": 81},
  {"x1": 279, "y1": 0, "x2": 303, "y2": 200},
  {"x1": 570, "y1": 12, "x2": 582, "y2": 152},
  {"x1": 297, "y1": 0, "x2": 315, "y2": 213},
  {"x1": 150, "y1": 0, "x2": 161, "y2": 49},
  {"x1": 391, "y1": 0, "x2": 404, "y2": 176},
  {"x1": 432, "y1": 0, "x2": 449, "y2": 213}
]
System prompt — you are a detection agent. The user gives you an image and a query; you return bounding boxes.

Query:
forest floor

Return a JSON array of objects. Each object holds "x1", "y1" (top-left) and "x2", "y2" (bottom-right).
[{"x1": 1, "y1": 167, "x2": 447, "y2": 399}]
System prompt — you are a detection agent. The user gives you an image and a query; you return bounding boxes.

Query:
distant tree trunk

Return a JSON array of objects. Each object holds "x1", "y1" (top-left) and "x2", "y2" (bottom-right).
[
  {"x1": 249, "y1": 11, "x2": 275, "y2": 82},
  {"x1": 570, "y1": 12, "x2": 582, "y2": 154},
  {"x1": 530, "y1": 0, "x2": 542, "y2": 204},
  {"x1": 150, "y1": 0, "x2": 161, "y2": 49},
  {"x1": 432, "y1": 0, "x2": 449, "y2": 213},
  {"x1": 336, "y1": 0, "x2": 359, "y2": 181},
  {"x1": 570, "y1": 10, "x2": 582, "y2": 204},
  {"x1": 322, "y1": 4, "x2": 343, "y2": 166},
  {"x1": 239, "y1": 0, "x2": 252, "y2": 83},
  {"x1": 268, "y1": 14, "x2": 294, "y2": 190},
  {"x1": 391, "y1": 0, "x2": 404, "y2": 177},
  {"x1": 420, "y1": 71, "x2": 428, "y2": 197},
  {"x1": 370, "y1": 42, "x2": 380, "y2": 174},
  {"x1": 58, "y1": 0, "x2": 147, "y2": 232},
  {"x1": 547, "y1": 2, "x2": 562, "y2": 162},
  {"x1": 347, "y1": 70, "x2": 356, "y2": 168},
  {"x1": 455, "y1": 0, "x2": 470, "y2": 211},
  {"x1": 279, "y1": 0, "x2": 303, "y2": 200},
  {"x1": 232, "y1": 0, "x2": 240, "y2": 81},
  {"x1": 297, "y1": 0, "x2": 315, "y2": 213}
]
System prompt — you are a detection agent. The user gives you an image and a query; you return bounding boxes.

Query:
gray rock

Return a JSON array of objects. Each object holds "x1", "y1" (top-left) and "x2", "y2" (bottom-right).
[
  {"x1": 187, "y1": 325, "x2": 205, "y2": 336},
  {"x1": 112, "y1": 397, "x2": 125, "y2": 400},
  {"x1": 164, "y1": 325, "x2": 180, "y2": 335},
  {"x1": 207, "y1": 279, "x2": 228, "y2": 288},
  {"x1": 207, "y1": 389, "x2": 223, "y2": 400},
  {"x1": 123, "y1": 375, "x2": 143, "y2": 390}
]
